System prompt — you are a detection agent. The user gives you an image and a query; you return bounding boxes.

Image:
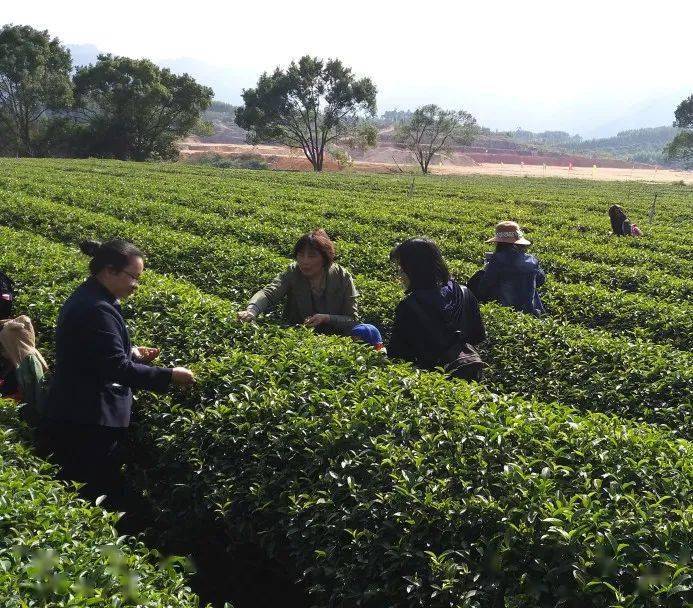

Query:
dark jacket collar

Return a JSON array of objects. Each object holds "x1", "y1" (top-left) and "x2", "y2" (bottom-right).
[{"x1": 84, "y1": 276, "x2": 118, "y2": 304}]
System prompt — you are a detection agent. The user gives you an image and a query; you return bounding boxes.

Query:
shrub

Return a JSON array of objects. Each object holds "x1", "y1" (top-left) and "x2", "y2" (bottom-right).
[
  {"x1": 185, "y1": 152, "x2": 268, "y2": 170},
  {"x1": 0, "y1": 400, "x2": 204, "y2": 607}
]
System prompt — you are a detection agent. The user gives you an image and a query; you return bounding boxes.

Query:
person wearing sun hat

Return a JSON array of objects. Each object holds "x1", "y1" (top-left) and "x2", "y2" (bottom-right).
[{"x1": 477, "y1": 221, "x2": 546, "y2": 316}]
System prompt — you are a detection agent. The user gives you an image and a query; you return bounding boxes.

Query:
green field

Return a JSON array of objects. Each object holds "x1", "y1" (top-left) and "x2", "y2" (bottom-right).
[{"x1": 0, "y1": 158, "x2": 691, "y2": 607}]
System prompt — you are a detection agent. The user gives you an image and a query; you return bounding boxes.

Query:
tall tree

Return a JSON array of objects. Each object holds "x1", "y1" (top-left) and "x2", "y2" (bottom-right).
[
  {"x1": 235, "y1": 56, "x2": 377, "y2": 171},
  {"x1": 665, "y1": 94, "x2": 693, "y2": 168},
  {"x1": 395, "y1": 105, "x2": 479, "y2": 174},
  {"x1": 73, "y1": 54, "x2": 213, "y2": 160},
  {"x1": 0, "y1": 24, "x2": 72, "y2": 156}
]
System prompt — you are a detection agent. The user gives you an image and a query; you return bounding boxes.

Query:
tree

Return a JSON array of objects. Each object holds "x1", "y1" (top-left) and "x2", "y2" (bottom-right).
[
  {"x1": 665, "y1": 94, "x2": 693, "y2": 168},
  {"x1": 394, "y1": 105, "x2": 479, "y2": 174},
  {"x1": 73, "y1": 54, "x2": 213, "y2": 160},
  {"x1": 235, "y1": 56, "x2": 377, "y2": 171},
  {"x1": 0, "y1": 24, "x2": 72, "y2": 156}
]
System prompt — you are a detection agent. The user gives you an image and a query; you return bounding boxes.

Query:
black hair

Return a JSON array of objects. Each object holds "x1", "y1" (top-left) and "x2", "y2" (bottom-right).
[
  {"x1": 608, "y1": 205, "x2": 628, "y2": 235},
  {"x1": 79, "y1": 239, "x2": 144, "y2": 275},
  {"x1": 292, "y1": 228, "x2": 335, "y2": 268},
  {"x1": 389, "y1": 238, "x2": 450, "y2": 290}
]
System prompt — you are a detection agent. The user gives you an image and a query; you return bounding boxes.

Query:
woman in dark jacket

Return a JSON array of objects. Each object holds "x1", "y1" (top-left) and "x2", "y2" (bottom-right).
[
  {"x1": 478, "y1": 221, "x2": 546, "y2": 316},
  {"x1": 388, "y1": 238, "x2": 485, "y2": 378},
  {"x1": 608, "y1": 205, "x2": 633, "y2": 236},
  {"x1": 41, "y1": 239, "x2": 194, "y2": 507}
]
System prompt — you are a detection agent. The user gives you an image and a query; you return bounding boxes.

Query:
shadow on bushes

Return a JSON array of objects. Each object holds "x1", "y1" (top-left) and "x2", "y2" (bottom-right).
[{"x1": 124, "y1": 419, "x2": 310, "y2": 608}]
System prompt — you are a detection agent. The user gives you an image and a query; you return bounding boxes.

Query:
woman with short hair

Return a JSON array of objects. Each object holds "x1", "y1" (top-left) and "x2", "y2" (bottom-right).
[
  {"x1": 388, "y1": 238, "x2": 485, "y2": 379},
  {"x1": 41, "y1": 239, "x2": 194, "y2": 507},
  {"x1": 238, "y1": 229, "x2": 360, "y2": 332}
]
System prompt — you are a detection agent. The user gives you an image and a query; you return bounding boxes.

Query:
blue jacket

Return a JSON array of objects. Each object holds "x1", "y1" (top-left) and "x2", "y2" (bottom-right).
[
  {"x1": 45, "y1": 277, "x2": 171, "y2": 427},
  {"x1": 479, "y1": 249, "x2": 546, "y2": 316}
]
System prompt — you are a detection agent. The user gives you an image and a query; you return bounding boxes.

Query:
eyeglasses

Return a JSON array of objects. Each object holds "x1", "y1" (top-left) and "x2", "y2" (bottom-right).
[{"x1": 121, "y1": 269, "x2": 142, "y2": 283}]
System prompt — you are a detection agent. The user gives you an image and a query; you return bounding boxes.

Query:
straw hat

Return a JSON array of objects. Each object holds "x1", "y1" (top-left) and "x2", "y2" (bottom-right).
[{"x1": 486, "y1": 221, "x2": 531, "y2": 245}]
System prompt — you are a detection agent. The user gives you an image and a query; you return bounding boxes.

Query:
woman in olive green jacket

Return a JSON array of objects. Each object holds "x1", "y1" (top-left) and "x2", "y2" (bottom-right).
[{"x1": 238, "y1": 229, "x2": 361, "y2": 335}]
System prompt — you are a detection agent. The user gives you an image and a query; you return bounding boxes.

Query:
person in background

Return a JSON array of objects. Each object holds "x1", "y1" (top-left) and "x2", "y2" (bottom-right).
[
  {"x1": 608, "y1": 204, "x2": 642, "y2": 236},
  {"x1": 40, "y1": 239, "x2": 194, "y2": 509},
  {"x1": 0, "y1": 270, "x2": 50, "y2": 419},
  {"x1": 388, "y1": 238, "x2": 485, "y2": 380},
  {"x1": 237, "y1": 228, "x2": 381, "y2": 340},
  {"x1": 477, "y1": 221, "x2": 546, "y2": 317},
  {"x1": 0, "y1": 315, "x2": 49, "y2": 414}
]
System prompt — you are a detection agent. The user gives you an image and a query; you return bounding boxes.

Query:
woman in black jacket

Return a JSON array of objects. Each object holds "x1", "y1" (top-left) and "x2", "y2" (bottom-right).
[
  {"x1": 41, "y1": 239, "x2": 194, "y2": 508},
  {"x1": 388, "y1": 238, "x2": 486, "y2": 379}
]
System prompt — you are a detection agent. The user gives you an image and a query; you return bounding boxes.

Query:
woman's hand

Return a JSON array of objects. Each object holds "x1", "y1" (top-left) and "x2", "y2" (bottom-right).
[
  {"x1": 171, "y1": 367, "x2": 195, "y2": 386},
  {"x1": 132, "y1": 346, "x2": 160, "y2": 362},
  {"x1": 237, "y1": 309, "x2": 257, "y2": 322},
  {"x1": 304, "y1": 313, "x2": 330, "y2": 328}
]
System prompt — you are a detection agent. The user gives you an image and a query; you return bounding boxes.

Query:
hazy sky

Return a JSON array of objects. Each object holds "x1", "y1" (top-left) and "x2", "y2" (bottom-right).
[{"x1": 3, "y1": 1, "x2": 691, "y2": 136}]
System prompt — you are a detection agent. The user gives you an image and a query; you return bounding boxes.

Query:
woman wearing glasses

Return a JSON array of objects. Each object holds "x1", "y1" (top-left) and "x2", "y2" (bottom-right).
[{"x1": 40, "y1": 239, "x2": 194, "y2": 510}]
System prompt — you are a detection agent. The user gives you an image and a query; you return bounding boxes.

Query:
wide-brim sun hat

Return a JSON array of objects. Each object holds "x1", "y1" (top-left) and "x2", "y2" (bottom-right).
[{"x1": 486, "y1": 221, "x2": 531, "y2": 245}]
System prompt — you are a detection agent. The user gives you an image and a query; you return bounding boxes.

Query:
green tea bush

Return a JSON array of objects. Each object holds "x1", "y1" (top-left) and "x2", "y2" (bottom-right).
[
  {"x1": 3, "y1": 158, "x2": 690, "y2": 260},
  {"x1": 0, "y1": 159, "x2": 690, "y2": 607},
  {"x1": 0, "y1": 402, "x2": 203, "y2": 607},
  {"x1": 0, "y1": 226, "x2": 690, "y2": 608},
  {"x1": 184, "y1": 152, "x2": 269, "y2": 170},
  {"x1": 2, "y1": 176, "x2": 691, "y2": 302},
  {"x1": 0, "y1": 197, "x2": 689, "y2": 434}
]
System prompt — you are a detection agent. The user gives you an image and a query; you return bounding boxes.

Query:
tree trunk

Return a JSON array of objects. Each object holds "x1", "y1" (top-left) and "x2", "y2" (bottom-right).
[
  {"x1": 21, "y1": 113, "x2": 32, "y2": 157},
  {"x1": 417, "y1": 154, "x2": 427, "y2": 174},
  {"x1": 314, "y1": 148, "x2": 324, "y2": 171}
]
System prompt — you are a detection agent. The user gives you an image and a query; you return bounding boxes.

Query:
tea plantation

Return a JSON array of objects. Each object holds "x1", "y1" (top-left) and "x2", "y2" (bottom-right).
[{"x1": 0, "y1": 158, "x2": 690, "y2": 607}]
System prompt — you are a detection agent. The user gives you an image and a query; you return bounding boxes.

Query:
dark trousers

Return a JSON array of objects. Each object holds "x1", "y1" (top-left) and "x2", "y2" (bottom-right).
[{"x1": 37, "y1": 422, "x2": 128, "y2": 508}]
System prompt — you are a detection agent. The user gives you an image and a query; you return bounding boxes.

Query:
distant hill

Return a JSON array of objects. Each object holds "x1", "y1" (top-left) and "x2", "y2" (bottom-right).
[
  {"x1": 196, "y1": 101, "x2": 246, "y2": 144},
  {"x1": 191, "y1": 108, "x2": 671, "y2": 170},
  {"x1": 511, "y1": 126, "x2": 681, "y2": 167},
  {"x1": 70, "y1": 43, "x2": 677, "y2": 168},
  {"x1": 581, "y1": 95, "x2": 684, "y2": 139}
]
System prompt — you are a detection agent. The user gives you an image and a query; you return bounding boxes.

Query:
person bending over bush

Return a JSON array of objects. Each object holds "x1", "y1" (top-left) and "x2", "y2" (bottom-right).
[
  {"x1": 609, "y1": 205, "x2": 642, "y2": 237},
  {"x1": 477, "y1": 221, "x2": 546, "y2": 317},
  {"x1": 238, "y1": 229, "x2": 382, "y2": 344}
]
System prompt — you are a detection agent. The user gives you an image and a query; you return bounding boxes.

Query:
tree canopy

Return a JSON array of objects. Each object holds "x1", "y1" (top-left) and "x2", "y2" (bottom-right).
[
  {"x1": 665, "y1": 94, "x2": 693, "y2": 168},
  {"x1": 394, "y1": 104, "x2": 479, "y2": 174},
  {"x1": 235, "y1": 56, "x2": 377, "y2": 171},
  {"x1": 73, "y1": 54, "x2": 213, "y2": 160},
  {"x1": 0, "y1": 24, "x2": 72, "y2": 156}
]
